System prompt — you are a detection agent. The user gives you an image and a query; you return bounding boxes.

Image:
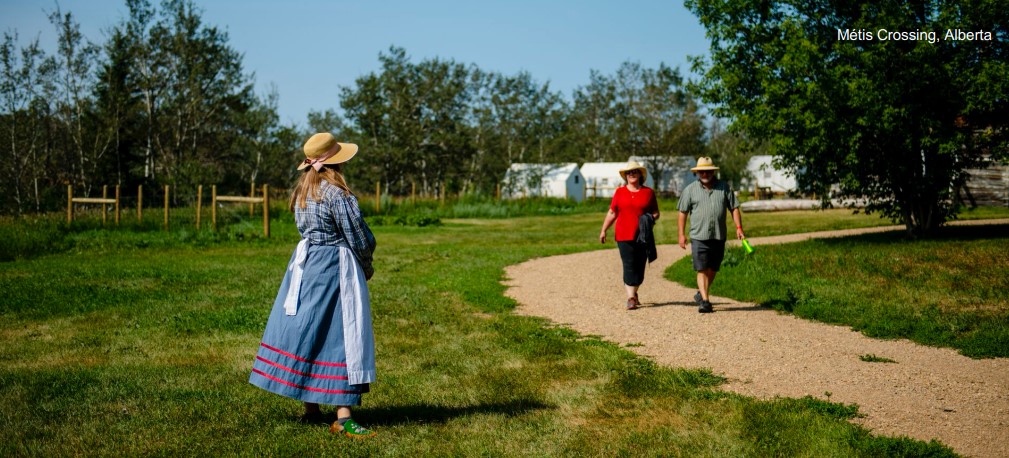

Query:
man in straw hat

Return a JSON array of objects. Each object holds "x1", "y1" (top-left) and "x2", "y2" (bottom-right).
[{"x1": 677, "y1": 156, "x2": 745, "y2": 313}]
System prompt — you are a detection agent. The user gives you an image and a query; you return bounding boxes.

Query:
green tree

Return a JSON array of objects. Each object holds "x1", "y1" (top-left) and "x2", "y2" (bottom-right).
[
  {"x1": 306, "y1": 109, "x2": 346, "y2": 135},
  {"x1": 95, "y1": 21, "x2": 143, "y2": 189},
  {"x1": 154, "y1": 0, "x2": 257, "y2": 201},
  {"x1": 340, "y1": 47, "x2": 476, "y2": 197},
  {"x1": 567, "y1": 62, "x2": 706, "y2": 193},
  {"x1": 340, "y1": 47, "x2": 418, "y2": 196},
  {"x1": 413, "y1": 56, "x2": 474, "y2": 196},
  {"x1": 568, "y1": 70, "x2": 619, "y2": 162},
  {"x1": 0, "y1": 32, "x2": 54, "y2": 215},
  {"x1": 687, "y1": 0, "x2": 1009, "y2": 236},
  {"x1": 103, "y1": 0, "x2": 272, "y2": 200},
  {"x1": 336, "y1": 49, "x2": 708, "y2": 199},
  {"x1": 49, "y1": 6, "x2": 109, "y2": 195},
  {"x1": 231, "y1": 86, "x2": 302, "y2": 193},
  {"x1": 470, "y1": 70, "x2": 568, "y2": 194},
  {"x1": 116, "y1": 0, "x2": 164, "y2": 183},
  {"x1": 0, "y1": 0, "x2": 290, "y2": 215},
  {"x1": 486, "y1": 71, "x2": 566, "y2": 164},
  {"x1": 614, "y1": 62, "x2": 706, "y2": 189},
  {"x1": 705, "y1": 117, "x2": 754, "y2": 189}
]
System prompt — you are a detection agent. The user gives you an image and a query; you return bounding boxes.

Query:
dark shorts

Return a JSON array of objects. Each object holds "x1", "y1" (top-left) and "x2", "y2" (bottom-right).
[
  {"x1": 691, "y1": 239, "x2": 726, "y2": 272},
  {"x1": 617, "y1": 241, "x2": 647, "y2": 286}
]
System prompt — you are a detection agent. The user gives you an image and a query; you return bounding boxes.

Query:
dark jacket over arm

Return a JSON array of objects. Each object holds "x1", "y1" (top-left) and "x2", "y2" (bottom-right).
[{"x1": 636, "y1": 213, "x2": 657, "y2": 263}]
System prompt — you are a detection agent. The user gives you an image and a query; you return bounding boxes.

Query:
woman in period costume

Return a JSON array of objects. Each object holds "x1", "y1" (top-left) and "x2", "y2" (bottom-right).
[{"x1": 250, "y1": 132, "x2": 378, "y2": 438}]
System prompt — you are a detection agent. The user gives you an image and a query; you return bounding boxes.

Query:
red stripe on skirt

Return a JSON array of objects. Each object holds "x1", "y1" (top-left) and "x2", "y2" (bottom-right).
[
  {"x1": 260, "y1": 342, "x2": 348, "y2": 367},
  {"x1": 251, "y1": 369, "x2": 361, "y2": 395},
  {"x1": 256, "y1": 356, "x2": 349, "y2": 380}
]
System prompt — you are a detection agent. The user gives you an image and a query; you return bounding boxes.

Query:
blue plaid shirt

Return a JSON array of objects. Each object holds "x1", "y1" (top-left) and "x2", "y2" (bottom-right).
[{"x1": 295, "y1": 181, "x2": 376, "y2": 277}]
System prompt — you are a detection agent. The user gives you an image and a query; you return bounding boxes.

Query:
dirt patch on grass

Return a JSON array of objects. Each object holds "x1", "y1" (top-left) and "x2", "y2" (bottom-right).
[{"x1": 504, "y1": 220, "x2": 1009, "y2": 458}]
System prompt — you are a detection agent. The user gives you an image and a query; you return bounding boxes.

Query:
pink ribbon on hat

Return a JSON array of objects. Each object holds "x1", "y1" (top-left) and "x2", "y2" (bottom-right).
[{"x1": 303, "y1": 147, "x2": 338, "y2": 171}]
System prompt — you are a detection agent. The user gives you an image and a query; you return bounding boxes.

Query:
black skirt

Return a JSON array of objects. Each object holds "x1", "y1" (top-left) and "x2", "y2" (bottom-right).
[{"x1": 617, "y1": 240, "x2": 648, "y2": 286}]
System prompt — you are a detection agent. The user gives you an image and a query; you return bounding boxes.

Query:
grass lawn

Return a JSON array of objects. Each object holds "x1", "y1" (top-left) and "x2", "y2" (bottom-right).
[
  {"x1": 0, "y1": 206, "x2": 967, "y2": 456},
  {"x1": 667, "y1": 212, "x2": 1009, "y2": 358}
]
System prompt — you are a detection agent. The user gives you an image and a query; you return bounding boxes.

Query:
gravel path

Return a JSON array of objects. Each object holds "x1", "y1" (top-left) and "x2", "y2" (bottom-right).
[{"x1": 503, "y1": 221, "x2": 1009, "y2": 458}]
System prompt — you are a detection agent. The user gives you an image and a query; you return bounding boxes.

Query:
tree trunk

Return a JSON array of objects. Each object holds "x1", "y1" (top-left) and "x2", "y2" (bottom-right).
[{"x1": 903, "y1": 201, "x2": 943, "y2": 238}]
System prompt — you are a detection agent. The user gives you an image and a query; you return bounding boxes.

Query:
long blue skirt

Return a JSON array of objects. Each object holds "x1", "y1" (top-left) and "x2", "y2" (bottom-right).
[{"x1": 249, "y1": 244, "x2": 368, "y2": 406}]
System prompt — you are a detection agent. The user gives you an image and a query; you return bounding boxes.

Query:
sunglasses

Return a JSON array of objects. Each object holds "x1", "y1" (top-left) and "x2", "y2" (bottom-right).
[{"x1": 626, "y1": 170, "x2": 641, "y2": 176}]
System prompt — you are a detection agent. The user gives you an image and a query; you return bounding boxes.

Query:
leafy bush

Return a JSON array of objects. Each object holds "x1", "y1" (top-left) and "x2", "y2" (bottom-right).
[{"x1": 0, "y1": 216, "x2": 70, "y2": 261}]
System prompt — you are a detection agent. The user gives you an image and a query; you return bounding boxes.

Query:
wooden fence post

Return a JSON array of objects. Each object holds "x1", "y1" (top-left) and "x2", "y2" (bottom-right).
[
  {"x1": 115, "y1": 185, "x2": 120, "y2": 225},
  {"x1": 249, "y1": 181, "x2": 255, "y2": 217},
  {"x1": 196, "y1": 185, "x2": 202, "y2": 230},
  {"x1": 67, "y1": 185, "x2": 73, "y2": 223},
  {"x1": 211, "y1": 185, "x2": 217, "y2": 231},
  {"x1": 137, "y1": 185, "x2": 143, "y2": 223},
  {"x1": 411, "y1": 181, "x2": 416, "y2": 204},
  {"x1": 102, "y1": 185, "x2": 108, "y2": 225},
  {"x1": 163, "y1": 185, "x2": 169, "y2": 231},
  {"x1": 375, "y1": 182, "x2": 380, "y2": 213},
  {"x1": 262, "y1": 184, "x2": 269, "y2": 238}
]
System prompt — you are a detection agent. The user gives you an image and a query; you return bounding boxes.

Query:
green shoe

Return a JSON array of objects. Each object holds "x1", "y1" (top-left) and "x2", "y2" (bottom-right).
[{"x1": 331, "y1": 418, "x2": 376, "y2": 438}]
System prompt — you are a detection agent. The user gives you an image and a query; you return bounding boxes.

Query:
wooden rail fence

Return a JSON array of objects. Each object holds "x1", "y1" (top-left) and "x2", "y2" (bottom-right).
[
  {"x1": 212, "y1": 185, "x2": 270, "y2": 237},
  {"x1": 66, "y1": 184, "x2": 271, "y2": 237},
  {"x1": 67, "y1": 185, "x2": 119, "y2": 225}
]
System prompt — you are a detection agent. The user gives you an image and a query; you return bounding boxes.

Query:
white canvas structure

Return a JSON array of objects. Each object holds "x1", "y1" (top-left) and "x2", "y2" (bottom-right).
[
  {"x1": 502, "y1": 163, "x2": 585, "y2": 202},
  {"x1": 630, "y1": 155, "x2": 697, "y2": 196},
  {"x1": 746, "y1": 155, "x2": 797, "y2": 193},
  {"x1": 580, "y1": 162, "x2": 655, "y2": 199}
]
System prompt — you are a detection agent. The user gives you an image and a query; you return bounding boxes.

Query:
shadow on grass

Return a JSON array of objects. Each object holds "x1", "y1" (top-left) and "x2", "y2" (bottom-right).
[
  {"x1": 357, "y1": 399, "x2": 554, "y2": 426},
  {"x1": 818, "y1": 223, "x2": 1009, "y2": 245},
  {"x1": 761, "y1": 298, "x2": 796, "y2": 312},
  {"x1": 713, "y1": 303, "x2": 768, "y2": 312},
  {"x1": 932, "y1": 223, "x2": 1009, "y2": 240}
]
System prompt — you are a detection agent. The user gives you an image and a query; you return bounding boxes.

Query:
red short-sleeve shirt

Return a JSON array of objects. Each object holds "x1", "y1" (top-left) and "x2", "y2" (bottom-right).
[{"x1": 610, "y1": 186, "x2": 658, "y2": 242}]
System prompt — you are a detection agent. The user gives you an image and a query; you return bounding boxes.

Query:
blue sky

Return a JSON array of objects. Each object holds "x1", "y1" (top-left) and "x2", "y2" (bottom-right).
[{"x1": 2, "y1": 0, "x2": 710, "y2": 126}]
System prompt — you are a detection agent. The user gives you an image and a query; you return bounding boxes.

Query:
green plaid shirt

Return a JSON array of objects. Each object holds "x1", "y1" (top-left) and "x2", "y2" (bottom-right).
[{"x1": 677, "y1": 179, "x2": 739, "y2": 241}]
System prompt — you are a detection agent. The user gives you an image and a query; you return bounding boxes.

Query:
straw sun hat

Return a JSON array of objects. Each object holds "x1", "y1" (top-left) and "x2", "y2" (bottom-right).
[
  {"x1": 690, "y1": 156, "x2": 720, "y2": 172},
  {"x1": 298, "y1": 133, "x2": 359, "y2": 171},
  {"x1": 618, "y1": 160, "x2": 648, "y2": 182}
]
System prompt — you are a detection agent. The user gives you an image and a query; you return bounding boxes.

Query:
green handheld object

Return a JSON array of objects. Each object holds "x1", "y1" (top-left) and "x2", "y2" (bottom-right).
[{"x1": 741, "y1": 238, "x2": 755, "y2": 254}]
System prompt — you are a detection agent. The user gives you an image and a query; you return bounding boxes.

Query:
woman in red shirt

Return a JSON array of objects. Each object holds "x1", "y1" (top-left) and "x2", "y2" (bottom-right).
[{"x1": 599, "y1": 160, "x2": 660, "y2": 310}]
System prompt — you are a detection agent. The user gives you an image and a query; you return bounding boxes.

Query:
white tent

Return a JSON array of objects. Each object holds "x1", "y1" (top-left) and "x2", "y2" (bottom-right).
[
  {"x1": 746, "y1": 155, "x2": 797, "y2": 194},
  {"x1": 580, "y1": 162, "x2": 655, "y2": 199},
  {"x1": 630, "y1": 155, "x2": 697, "y2": 196},
  {"x1": 502, "y1": 163, "x2": 585, "y2": 202}
]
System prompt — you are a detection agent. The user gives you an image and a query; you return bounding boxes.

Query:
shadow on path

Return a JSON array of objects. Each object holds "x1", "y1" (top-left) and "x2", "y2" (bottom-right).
[{"x1": 641, "y1": 301, "x2": 694, "y2": 308}]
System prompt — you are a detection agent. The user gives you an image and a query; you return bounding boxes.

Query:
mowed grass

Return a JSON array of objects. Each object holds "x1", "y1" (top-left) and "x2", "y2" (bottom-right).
[
  {"x1": 667, "y1": 219, "x2": 1009, "y2": 358},
  {"x1": 0, "y1": 207, "x2": 961, "y2": 456}
]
